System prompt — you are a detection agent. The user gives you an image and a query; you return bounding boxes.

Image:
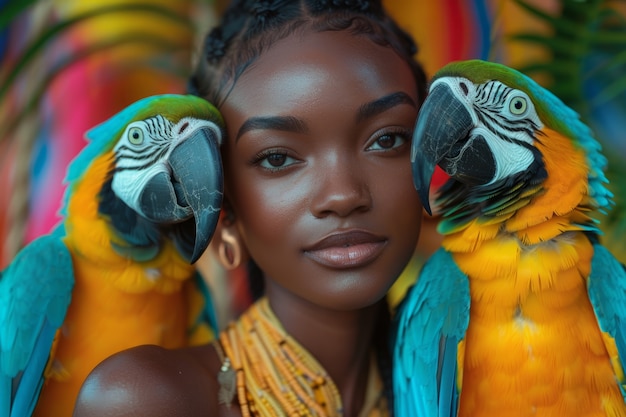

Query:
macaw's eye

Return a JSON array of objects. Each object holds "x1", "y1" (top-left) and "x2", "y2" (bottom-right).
[
  {"x1": 128, "y1": 127, "x2": 144, "y2": 145},
  {"x1": 509, "y1": 96, "x2": 528, "y2": 115}
]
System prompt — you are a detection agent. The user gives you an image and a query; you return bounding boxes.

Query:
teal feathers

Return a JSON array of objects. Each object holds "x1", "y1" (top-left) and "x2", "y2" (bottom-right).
[
  {"x1": 393, "y1": 249, "x2": 469, "y2": 417},
  {"x1": 588, "y1": 243, "x2": 626, "y2": 396},
  {"x1": 0, "y1": 234, "x2": 74, "y2": 417}
]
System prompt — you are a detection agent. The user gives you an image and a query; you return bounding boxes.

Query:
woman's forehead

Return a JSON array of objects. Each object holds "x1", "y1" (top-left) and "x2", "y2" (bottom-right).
[{"x1": 222, "y1": 29, "x2": 417, "y2": 117}]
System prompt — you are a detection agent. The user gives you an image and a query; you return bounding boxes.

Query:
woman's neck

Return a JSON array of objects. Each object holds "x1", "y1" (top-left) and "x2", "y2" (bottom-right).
[{"x1": 265, "y1": 282, "x2": 382, "y2": 417}]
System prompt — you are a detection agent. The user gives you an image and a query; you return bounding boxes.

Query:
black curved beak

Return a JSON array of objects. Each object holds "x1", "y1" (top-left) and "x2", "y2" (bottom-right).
[
  {"x1": 140, "y1": 124, "x2": 223, "y2": 263},
  {"x1": 411, "y1": 82, "x2": 473, "y2": 215},
  {"x1": 169, "y1": 127, "x2": 223, "y2": 263}
]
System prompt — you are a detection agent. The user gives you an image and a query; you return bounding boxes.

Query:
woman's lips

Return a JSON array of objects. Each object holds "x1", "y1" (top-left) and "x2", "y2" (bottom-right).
[{"x1": 303, "y1": 231, "x2": 387, "y2": 269}]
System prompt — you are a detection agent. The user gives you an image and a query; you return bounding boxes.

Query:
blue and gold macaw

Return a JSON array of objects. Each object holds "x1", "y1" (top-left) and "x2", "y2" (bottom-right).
[
  {"x1": 393, "y1": 60, "x2": 626, "y2": 417},
  {"x1": 0, "y1": 94, "x2": 224, "y2": 417}
]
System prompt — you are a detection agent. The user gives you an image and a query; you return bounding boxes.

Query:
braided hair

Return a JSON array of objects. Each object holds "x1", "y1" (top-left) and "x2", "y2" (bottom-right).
[
  {"x1": 189, "y1": 0, "x2": 427, "y2": 108},
  {"x1": 189, "y1": 1, "x2": 428, "y2": 412}
]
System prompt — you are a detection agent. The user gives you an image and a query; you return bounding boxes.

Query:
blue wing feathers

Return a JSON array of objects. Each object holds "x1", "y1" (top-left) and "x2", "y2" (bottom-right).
[
  {"x1": 393, "y1": 248, "x2": 470, "y2": 417},
  {"x1": 587, "y1": 243, "x2": 626, "y2": 397},
  {"x1": 0, "y1": 234, "x2": 74, "y2": 416},
  {"x1": 10, "y1": 322, "x2": 57, "y2": 417},
  {"x1": 0, "y1": 376, "x2": 8, "y2": 417},
  {"x1": 438, "y1": 337, "x2": 459, "y2": 417}
]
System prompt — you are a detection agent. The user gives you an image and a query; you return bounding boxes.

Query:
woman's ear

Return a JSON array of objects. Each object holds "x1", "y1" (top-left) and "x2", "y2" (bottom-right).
[{"x1": 213, "y1": 207, "x2": 248, "y2": 270}]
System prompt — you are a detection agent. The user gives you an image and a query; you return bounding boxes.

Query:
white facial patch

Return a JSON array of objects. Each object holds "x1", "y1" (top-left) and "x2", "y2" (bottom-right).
[
  {"x1": 111, "y1": 116, "x2": 175, "y2": 217},
  {"x1": 439, "y1": 76, "x2": 545, "y2": 184}
]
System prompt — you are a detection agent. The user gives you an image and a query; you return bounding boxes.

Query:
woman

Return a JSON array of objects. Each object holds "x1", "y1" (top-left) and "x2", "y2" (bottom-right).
[{"x1": 74, "y1": 1, "x2": 427, "y2": 415}]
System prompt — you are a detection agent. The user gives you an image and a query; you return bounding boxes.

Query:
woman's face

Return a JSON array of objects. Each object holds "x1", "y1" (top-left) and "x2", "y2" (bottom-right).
[{"x1": 219, "y1": 29, "x2": 423, "y2": 311}]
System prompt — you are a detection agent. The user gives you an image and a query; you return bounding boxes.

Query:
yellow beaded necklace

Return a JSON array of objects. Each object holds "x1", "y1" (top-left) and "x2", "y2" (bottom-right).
[{"x1": 216, "y1": 297, "x2": 389, "y2": 417}]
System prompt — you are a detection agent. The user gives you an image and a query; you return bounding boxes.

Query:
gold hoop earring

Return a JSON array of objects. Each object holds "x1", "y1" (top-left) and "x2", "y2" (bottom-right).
[{"x1": 218, "y1": 229, "x2": 242, "y2": 270}]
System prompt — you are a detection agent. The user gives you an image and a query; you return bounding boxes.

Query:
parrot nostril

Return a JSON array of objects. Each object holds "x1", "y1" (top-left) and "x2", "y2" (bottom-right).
[
  {"x1": 178, "y1": 122, "x2": 189, "y2": 134},
  {"x1": 460, "y1": 82, "x2": 469, "y2": 96}
]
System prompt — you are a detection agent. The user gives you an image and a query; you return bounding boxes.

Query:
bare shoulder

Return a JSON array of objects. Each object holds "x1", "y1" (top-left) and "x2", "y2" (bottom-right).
[{"x1": 73, "y1": 343, "x2": 240, "y2": 417}]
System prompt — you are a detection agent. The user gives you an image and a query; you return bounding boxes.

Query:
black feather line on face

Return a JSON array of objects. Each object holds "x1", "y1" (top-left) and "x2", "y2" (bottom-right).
[{"x1": 98, "y1": 176, "x2": 162, "y2": 250}]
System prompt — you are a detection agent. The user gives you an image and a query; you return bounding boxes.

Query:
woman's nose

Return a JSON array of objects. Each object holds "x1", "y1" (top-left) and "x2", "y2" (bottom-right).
[{"x1": 310, "y1": 155, "x2": 372, "y2": 218}]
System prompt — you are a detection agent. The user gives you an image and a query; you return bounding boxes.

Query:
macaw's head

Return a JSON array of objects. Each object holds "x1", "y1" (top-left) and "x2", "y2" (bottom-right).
[
  {"x1": 411, "y1": 59, "x2": 612, "y2": 221},
  {"x1": 66, "y1": 94, "x2": 225, "y2": 263}
]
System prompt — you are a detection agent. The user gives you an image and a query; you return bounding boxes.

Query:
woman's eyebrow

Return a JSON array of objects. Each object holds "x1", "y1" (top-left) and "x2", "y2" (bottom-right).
[
  {"x1": 236, "y1": 115, "x2": 308, "y2": 141},
  {"x1": 356, "y1": 92, "x2": 416, "y2": 123}
]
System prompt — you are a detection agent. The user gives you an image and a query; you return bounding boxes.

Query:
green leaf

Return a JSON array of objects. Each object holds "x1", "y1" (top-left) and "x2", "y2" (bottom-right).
[
  {"x1": 512, "y1": 0, "x2": 560, "y2": 24},
  {"x1": 592, "y1": 77, "x2": 626, "y2": 105},
  {"x1": 590, "y1": 30, "x2": 626, "y2": 47},
  {"x1": 508, "y1": 33, "x2": 586, "y2": 58}
]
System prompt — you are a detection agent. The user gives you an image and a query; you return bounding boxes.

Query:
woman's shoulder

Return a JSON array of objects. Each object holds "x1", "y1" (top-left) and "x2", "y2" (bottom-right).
[{"x1": 73, "y1": 342, "x2": 239, "y2": 417}]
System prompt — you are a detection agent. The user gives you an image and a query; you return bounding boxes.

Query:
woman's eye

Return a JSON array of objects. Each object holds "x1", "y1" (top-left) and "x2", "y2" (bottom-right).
[
  {"x1": 256, "y1": 151, "x2": 297, "y2": 170},
  {"x1": 367, "y1": 132, "x2": 408, "y2": 151},
  {"x1": 264, "y1": 154, "x2": 287, "y2": 167}
]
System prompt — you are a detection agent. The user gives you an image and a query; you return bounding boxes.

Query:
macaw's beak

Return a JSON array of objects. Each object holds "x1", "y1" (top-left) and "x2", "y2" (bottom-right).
[
  {"x1": 411, "y1": 81, "x2": 494, "y2": 215},
  {"x1": 140, "y1": 123, "x2": 223, "y2": 263}
]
